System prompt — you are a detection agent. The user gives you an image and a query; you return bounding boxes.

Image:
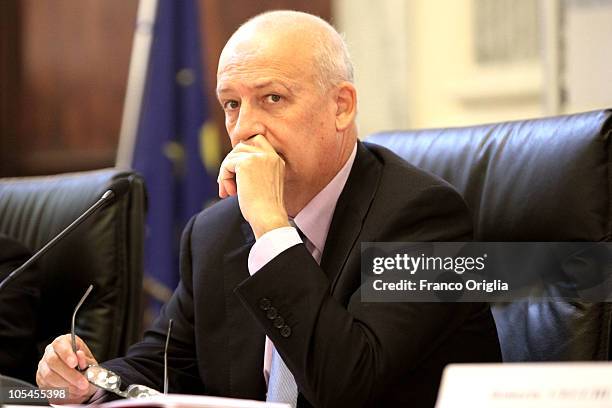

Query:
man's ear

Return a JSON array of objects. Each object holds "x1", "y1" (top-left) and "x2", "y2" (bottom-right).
[{"x1": 335, "y1": 82, "x2": 357, "y2": 131}]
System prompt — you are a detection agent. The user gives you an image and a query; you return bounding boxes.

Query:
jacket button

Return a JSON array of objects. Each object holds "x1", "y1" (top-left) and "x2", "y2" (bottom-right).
[
  {"x1": 259, "y1": 298, "x2": 272, "y2": 311},
  {"x1": 266, "y1": 307, "x2": 278, "y2": 320},
  {"x1": 273, "y1": 316, "x2": 285, "y2": 328},
  {"x1": 280, "y1": 325, "x2": 292, "y2": 338}
]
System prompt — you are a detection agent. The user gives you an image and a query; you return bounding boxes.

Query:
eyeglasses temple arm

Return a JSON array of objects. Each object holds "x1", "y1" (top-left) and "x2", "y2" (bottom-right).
[{"x1": 71, "y1": 284, "x2": 94, "y2": 356}]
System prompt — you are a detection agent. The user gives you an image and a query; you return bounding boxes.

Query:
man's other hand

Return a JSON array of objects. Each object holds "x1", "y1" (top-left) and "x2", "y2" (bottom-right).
[{"x1": 36, "y1": 334, "x2": 98, "y2": 404}]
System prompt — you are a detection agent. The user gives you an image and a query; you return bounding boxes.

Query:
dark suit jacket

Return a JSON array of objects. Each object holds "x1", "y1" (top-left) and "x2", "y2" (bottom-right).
[
  {"x1": 104, "y1": 142, "x2": 501, "y2": 407},
  {"x1": 0, "y1": 234, "x2": 41, "y2": 384}
]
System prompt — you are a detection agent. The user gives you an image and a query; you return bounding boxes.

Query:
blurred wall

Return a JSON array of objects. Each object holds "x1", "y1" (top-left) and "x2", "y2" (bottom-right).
[
  {"x1": 0, "y1": 1, "x2": 20, "y2": 177},
  {"x1": 564, "y1": 0, "x2": 612, "y2": 113},
  {"x1": 0, "y1": 0, "x2": 136, "y2": 175},
  {"x1": 0, "y1": 0, "x2": 137, "y2": 177},
  {"x1": 335, "y1": 0, "x2": 545, "y2": 136}
]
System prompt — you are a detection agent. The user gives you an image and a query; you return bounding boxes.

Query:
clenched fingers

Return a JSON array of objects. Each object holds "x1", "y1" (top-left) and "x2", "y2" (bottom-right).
[
  {"x1": 36, "y1": 360, "x2": 85, "y2": 396},
  {"x1": 38, "y1": 343, "x2": 89, "y2": 390},
  {"x1": 218, "y1": 151, "x2": 255, "y2": 198}
]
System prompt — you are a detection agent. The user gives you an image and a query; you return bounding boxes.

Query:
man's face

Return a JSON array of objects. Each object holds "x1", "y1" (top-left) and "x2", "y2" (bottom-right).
[{"x1": 216, "y1": 34, "x2": 344, "y2": 202}]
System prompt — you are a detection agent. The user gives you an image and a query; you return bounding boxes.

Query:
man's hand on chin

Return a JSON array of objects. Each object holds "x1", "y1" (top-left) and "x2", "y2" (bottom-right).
[{"x1": 218, "y1": 134, "x2": 290, "y2": 239}]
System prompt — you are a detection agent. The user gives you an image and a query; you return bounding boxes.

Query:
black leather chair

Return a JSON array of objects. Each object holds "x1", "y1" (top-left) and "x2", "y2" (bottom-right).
[
  {"x1": 368, "y1": 109, "x2": 612, "y2": 361},
  {"x1": 0, "y1": 169, "x2": 146, "y2": 369}
]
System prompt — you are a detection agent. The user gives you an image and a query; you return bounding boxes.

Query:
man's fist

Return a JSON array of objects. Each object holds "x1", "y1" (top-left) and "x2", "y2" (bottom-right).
[{"x1": 218, "y1": 135, "x2": 290, "y2": 238}]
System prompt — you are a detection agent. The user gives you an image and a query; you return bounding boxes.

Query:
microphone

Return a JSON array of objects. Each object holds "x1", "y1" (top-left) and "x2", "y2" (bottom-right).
[{"x1": 0, "y1": 177, "x2": 132, "y2": 292}]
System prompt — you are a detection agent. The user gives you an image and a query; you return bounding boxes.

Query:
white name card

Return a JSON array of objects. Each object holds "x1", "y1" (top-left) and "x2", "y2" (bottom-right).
[{"x1": 435, "y1": 362, "x2": 612, "y2": 408}]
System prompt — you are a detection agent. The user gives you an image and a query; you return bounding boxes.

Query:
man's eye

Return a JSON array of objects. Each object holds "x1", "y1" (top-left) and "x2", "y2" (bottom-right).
[
  {"x1": 266, "y1": 94, "x2": 282, "y2": 103},
  {"x1": 223, "y1": 100, "x2": 239, "y2": 110}
]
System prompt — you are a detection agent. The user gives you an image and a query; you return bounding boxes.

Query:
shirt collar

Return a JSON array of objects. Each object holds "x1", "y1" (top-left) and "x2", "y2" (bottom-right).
[{"x1": 293, "y1": 142, "x2": 358, "y2": 254}]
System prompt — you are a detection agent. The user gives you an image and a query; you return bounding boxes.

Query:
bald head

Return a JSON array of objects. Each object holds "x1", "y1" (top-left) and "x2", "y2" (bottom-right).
[{"x1": 219, "y1": 10, "x2": 354, "y2": 91}]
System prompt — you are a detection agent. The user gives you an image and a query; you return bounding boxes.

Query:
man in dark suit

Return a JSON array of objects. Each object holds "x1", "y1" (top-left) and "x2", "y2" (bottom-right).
[
  {"x1": 37, "y1": 10, "x2": 501, "y2": 407},
  {"x1": 0, "y1": 233, "x2": 41, "y2": 384}
]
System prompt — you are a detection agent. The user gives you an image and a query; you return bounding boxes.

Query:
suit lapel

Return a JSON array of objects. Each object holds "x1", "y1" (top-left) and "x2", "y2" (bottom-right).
[
  {"x1": 222, "y1": 221, "x2": 267, "y2": 399},
  {"x1": 320, "y1": 142, "x2": 382, "y2": 292}
]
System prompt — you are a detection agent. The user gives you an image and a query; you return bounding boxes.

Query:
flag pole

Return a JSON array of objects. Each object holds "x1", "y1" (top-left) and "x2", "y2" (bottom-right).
[{"x1": 116, "y1": 0, "x2": 159, "y2": 168}]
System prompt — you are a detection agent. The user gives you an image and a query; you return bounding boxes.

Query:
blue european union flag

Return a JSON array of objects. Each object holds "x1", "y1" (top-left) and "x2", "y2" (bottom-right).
[{"x1": 132, "y1": 0, "x2": 218, "y2": 316}]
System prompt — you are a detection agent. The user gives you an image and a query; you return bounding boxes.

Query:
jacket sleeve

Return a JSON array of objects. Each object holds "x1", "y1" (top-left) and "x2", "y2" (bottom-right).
[{"x1": 233, "y1": 184, "x2": 484, "y2": 407}]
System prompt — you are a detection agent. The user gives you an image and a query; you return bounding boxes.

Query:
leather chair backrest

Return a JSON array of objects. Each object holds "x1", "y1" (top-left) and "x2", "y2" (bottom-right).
[
  {"x1": 0, "y1": 169, "x2": 146, "y2": 362},
  {"x1": 367, "y1": 109, "x2": 612, "y2": 361}
]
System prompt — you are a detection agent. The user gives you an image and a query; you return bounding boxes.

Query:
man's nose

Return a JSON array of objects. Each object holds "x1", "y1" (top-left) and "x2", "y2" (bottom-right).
[{"x1": 230, "y1": 103, "x2": 265, "y2": 146}]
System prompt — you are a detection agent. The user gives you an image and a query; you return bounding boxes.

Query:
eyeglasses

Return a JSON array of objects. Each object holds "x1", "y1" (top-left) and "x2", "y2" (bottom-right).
[{"x1": 71, "y1": 285, "x2": 173, "y2": 398}]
